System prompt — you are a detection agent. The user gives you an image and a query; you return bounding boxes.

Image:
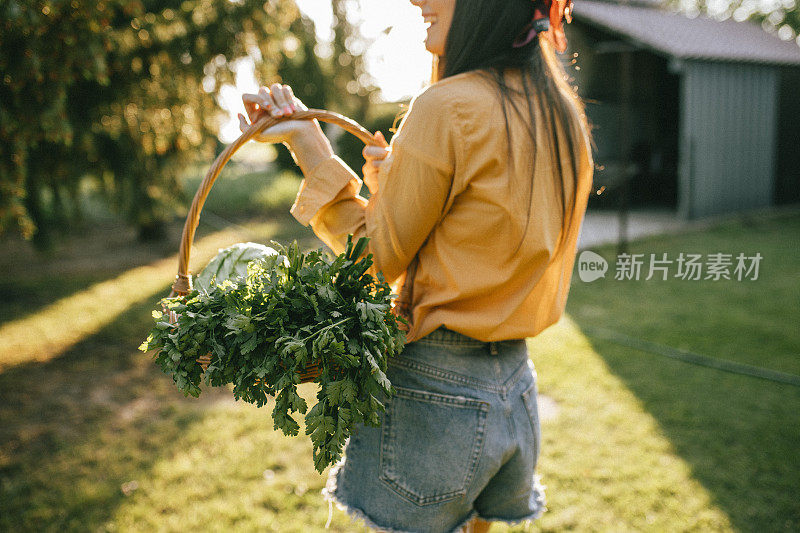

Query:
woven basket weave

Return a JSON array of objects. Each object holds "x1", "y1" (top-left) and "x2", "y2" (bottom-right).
[{"x1": 167, "y1": 109, "x2": 381, "y2": 384}]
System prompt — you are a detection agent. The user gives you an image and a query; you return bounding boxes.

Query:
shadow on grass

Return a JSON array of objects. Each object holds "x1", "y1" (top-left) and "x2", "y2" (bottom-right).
[
  {"x1": 0, "y1": 217, "x2": 332, "y2": 531},
  {"x1": 0, "y1": 215, "x2": 320, "y2": 373},
  {"x1": 0, "y1": 290, "x2": 223, "y2": 529},
  {"x1": 0, "y1": 204, "x2": 314, "y2": 329},
  {"x1": 567, "y1": 213, "x2": 800, "y2": 531},
  {"x1": 0, "y1": 291, "x2": 361, "y2": 532},
  {"x1": 577, "y1": 327, "x2": 800, "y2": 532},
  {"x1": 0, "y1": 222, "x2": 182, "y2": 326}
]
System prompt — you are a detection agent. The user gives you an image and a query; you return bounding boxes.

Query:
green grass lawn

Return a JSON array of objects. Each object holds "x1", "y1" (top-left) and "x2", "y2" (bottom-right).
[{"x1": 0, "y1": 207, "x2": 798, "y2": 532}]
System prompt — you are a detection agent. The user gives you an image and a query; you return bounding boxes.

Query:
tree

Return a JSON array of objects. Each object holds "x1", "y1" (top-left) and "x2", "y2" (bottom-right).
[
  {"x1": 272, "y1": 14, "x2": 330, "y2": 173},
  {"x1": 0, "y1": 0, "x2": 315, "y2": 245},
  {"x1": 666, "y1": 0, "x2": 800, "y2": 42},
  {"x1": 329, "y1": 0, "x2": 379, "y2": 124},
  {"x1": 271, "y1": 0, "x2": 380, "y2": 174}
]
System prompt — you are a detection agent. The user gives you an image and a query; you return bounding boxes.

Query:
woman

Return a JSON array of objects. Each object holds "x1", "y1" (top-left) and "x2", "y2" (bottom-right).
[{"x1": 238, "y1": 0, "x2": 593, "y2": 530}]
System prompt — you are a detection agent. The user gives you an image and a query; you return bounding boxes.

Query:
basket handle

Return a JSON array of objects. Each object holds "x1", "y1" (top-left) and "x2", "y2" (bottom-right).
[{"x1": 171, "y1": 109, "x2": 378, "y2": 295}]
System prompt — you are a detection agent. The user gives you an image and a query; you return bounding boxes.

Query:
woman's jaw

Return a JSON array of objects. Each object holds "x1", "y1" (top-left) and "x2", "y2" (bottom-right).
[{"x1": 424, "y1": 19, "x2": 445, "y2": 55}]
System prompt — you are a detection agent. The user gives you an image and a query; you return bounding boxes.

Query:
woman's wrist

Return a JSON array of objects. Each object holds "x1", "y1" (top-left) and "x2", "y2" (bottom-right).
[{"x1": 287, "y1": 121, "x2": 335, "y2": 176}]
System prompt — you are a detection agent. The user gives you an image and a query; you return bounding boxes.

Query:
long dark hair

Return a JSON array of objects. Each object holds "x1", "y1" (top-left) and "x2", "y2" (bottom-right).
[{"x1": 436, "y1": 0, "x2": 592, "y2": 256}]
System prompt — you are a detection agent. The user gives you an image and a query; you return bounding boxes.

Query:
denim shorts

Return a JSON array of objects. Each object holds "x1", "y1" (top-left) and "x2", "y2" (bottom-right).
[{"x1": 322, "y1": 326, "x2": 547, "y2": 533}]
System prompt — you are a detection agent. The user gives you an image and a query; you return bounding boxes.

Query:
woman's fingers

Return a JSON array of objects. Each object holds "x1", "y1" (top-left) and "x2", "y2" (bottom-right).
[
  {"x1": 363, "y1": 146, "x2": 389, "y2": 162},
  {"x1": 242, "y1": 93, "x2": 269, "y2": 122},
  {"x1": 374, "y1": 130, "x2": 389, "y2": 147},
  {"x1": 363, "y1": 131, "x2": 390, "y2": 161},
  {"x1": 270, "y1": 83, "x2": 296, "y2": 115},
  {"x1": 251, "y1": 87, "x2": 284, "y2": 119},
  {"x1": 293, "y1": 95, "x2": 308, "y2": 111},
  {"x1": 238, "y1": 112, "x2": 262, "y2": 136},
  {"x1": 363, "y1": 146, "x2": 390, "y2": 161},
  {"x1": 242, "y1": 93, "x2": 257, "y2": 121},
  {"x1": 244, "y1": 82, "x2": 305, "y2": 124},
  {"x1": 244, "y1": 83, "x2": 298, "y2": 118},
  {"x1": 257, "y1": 87, "x2": 280, "y2": 118},
  {"x1": 363, "y1": 164, "x2": 380, "y2": 195},
  {"x1": 269, "y1": 83, "x2": 286, "y2": 110},
  {"x1": 238, "y1": 82, "x2": 308, "y2": 143},
  {"x1": 363, "y1": 133, "x2": 389, "y2": 161},
  {"x1": 283, "y1": 85, "x2": 297, "y2": 113},
  {"x1": 238, "y1": 111, "x2": 271, "y2": 142}
]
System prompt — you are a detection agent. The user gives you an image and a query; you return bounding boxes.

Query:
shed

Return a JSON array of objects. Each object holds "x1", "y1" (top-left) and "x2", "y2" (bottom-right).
[{"x1": 567, "y1": 0, "x2": 800, "y2": 219}]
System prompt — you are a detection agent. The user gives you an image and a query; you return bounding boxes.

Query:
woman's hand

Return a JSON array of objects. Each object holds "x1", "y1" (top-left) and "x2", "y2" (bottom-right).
[
  {"x1": 362, "y1": 131, "x2": 390, "y2": 195},
  {"x1": 239, "y1": 82, "x2": 335, "y2": 176},
  {"x1": 238, "y1": 82, "x2": 317, "y2": 145}
]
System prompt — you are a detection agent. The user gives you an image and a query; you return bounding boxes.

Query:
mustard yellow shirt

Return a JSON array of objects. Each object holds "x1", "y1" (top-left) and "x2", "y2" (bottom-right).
[{"x1": 290, "y1": 69, "x2": 593, "y2": 343}]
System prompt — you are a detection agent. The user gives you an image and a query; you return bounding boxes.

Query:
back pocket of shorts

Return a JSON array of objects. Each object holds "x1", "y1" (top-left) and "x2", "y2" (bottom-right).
[
  {"x1": 379, "y1": 385, "x2": 490, "y2": 506},
  {"x1": 522, "y1": 380, "x2": 542, "y2": 464}
]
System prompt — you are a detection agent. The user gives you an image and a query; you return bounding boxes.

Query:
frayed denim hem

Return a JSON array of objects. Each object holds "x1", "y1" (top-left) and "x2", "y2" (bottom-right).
[
  {"x1": 449, "y1": 510, "x2": 479, "y2": 533},
  {"x1": 475, "y1": 472, "x2": 548, "y2": 527},
  {"x1": 322, "y1": 458, "x2": 415, "y2": 533},
  {"x1": 322, "y1": 458, "x2": 482, "y2": 533},
  {"x1": 322, "y1": 458, "x2": 546, "y2": 533}
]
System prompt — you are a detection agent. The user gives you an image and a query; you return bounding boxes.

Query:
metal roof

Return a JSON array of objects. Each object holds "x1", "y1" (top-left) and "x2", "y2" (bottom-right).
[{"x1": 570, "y1": 0, "x2": 800, "y2": 66}]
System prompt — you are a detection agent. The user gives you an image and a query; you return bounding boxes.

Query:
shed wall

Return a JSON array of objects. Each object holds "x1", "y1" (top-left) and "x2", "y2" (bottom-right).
[
  {"x1": 775, "y1": 67, "x2": 800, "y2": 205},
  {"x1": 678, "y1": 61, "x2": 778, "y2": 219}
]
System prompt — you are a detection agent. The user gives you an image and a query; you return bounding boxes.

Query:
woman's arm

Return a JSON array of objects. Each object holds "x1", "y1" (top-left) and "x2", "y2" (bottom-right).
[
  {"x1": 286, "y1": 122, "x2": 337, "y2": 176},
  {"x1": 241, "y1": 82, "x2": 459, "y2": 286},
  {"x1": 289, "y1": 89, "x2": 460, "y2": 286}
]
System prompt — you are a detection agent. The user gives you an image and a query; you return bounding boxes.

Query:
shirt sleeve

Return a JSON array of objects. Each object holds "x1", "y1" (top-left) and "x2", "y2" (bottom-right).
[{"x1": 289, "y1": 87, "x2": 460, "y2": 286}]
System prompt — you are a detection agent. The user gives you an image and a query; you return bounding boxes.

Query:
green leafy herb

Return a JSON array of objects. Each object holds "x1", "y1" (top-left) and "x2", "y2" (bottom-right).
[{"x1": 140, "y1": 236, "x2": 407, "y2": 472}]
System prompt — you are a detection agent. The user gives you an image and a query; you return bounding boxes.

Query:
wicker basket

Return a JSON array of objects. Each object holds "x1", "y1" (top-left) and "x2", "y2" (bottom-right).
[{"x1": 167, "y1": 108, "x2": 381, "y2": 384}]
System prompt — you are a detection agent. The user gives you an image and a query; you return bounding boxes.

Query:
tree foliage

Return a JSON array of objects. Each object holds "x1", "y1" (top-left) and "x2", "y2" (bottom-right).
[
  {"x1": 271, "y1": 0, "x2": 380, "y2": 174},
  {"x1": 667, "y1": 0, "x2": 800, "y2": 41},
  {"x1": 0, "y1": 0, "x2": 354, "y2": 245}
]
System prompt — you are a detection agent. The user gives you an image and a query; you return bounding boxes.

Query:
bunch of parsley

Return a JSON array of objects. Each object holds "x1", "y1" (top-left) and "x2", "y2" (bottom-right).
[{"x1": 140, "y1": 236, "x2": 407, "y2": 472}]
